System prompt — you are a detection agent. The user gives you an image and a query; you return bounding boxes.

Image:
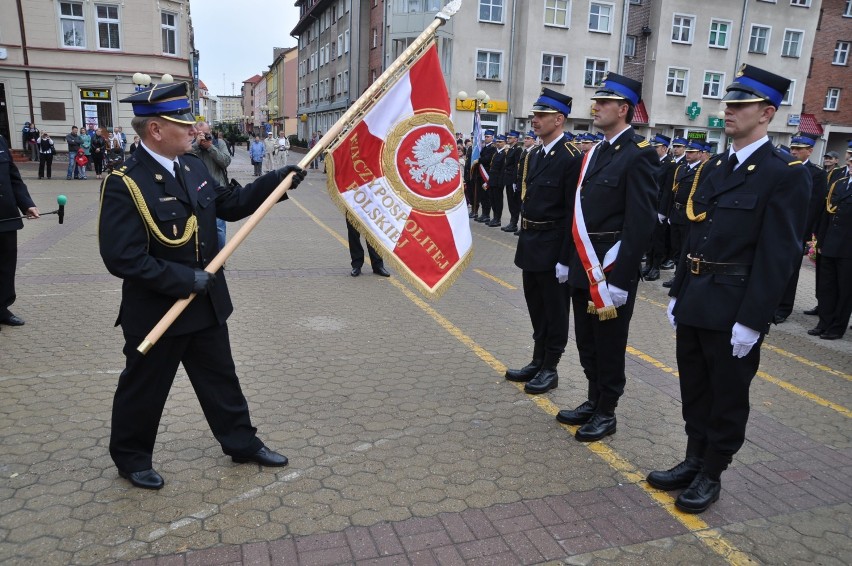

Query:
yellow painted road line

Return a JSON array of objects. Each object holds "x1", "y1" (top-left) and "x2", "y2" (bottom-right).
[
  {"x1": 293, "y1": 198, "x2": 753, "y2": 565},
  {"x1": 757, "y1": 371, "x2": 852, "y2": 418},
  {"x1": 473, "y1": 268, "x2": 517, "y2": 290},
  {"x1": 473, "y1": 230, "x2": 517, "y2": 251}
]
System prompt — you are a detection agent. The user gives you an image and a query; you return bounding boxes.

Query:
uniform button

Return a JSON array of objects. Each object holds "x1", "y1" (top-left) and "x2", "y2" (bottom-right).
[
  {"x1": 171, "y1": 212, "x2": 176, "y2": 217},
  {"x1": 734, "y1": 200, "x2": 739, "y2": 205},
  {"x1": 712, "y1": 201, "x2": 717, "y2": 205},
  {"x1": 201, "y1": 242, "x2": 206, "y2": 247},
  {"x1": 703, "y1": 236, "x2": 707, "y2": 240},
  {"x1": 708, "y1": 219, "x2": 712, "y2": 223}
]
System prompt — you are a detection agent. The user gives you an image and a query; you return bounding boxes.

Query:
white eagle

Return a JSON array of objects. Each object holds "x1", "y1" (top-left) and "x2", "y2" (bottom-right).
[{"x1": 404, "y1": 133, "x2": 460, "y2": 190}]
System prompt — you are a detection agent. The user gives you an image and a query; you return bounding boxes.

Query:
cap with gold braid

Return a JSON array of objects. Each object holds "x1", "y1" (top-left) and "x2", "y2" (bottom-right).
[
  {"x1": 722, "y1": 64, "x2": 791, "y2": 109},
  {"x1": 120, "y1": 82, "x2": 196, "y2": 125}
]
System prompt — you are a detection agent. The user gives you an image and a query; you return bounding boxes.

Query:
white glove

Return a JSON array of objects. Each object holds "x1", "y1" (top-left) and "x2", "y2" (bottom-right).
[
  {"x1": 731, "y1": 322, "x2": 760, "y2": 358},
  {"x1": 608, "y1": 284, "x2": 628, "y2": 307},
  {"x1": 658, "y1": 213, "x2": 666, "y2": 223},
  {"x1": 512, "y1": 183, "x2": 518, "y2": 193},
  {"x1": 555, "y1": 263, "x2": 570, "y2": 284},
  {"x1": 667, "y1": 218, "x2": 672, "y2": 225},
  {"x1": 667, "y1": 298, "x2": 677, "y2": 329}
]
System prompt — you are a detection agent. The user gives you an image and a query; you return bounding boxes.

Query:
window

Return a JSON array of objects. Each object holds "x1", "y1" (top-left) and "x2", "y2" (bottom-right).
[
  {"x1": 709, "y1": 20, "x2": 730, "y2": 48},
  {"x1": 667, "y1": 67, "x2": 688, "y2": 95},
  {"x1": 625, "y1": 35, "x2": 636, "y2": 57},
  {"x1": 845, "y1": 0, "x2": 852, "y2": 16},
  {"x1": 584, "y1": 58, "x2": 608, "y2": 87},
  {"x1": 544, "y1": 0, "x2": 569, "y2": 27},
  {"x1": 476, "y1": 50, "x2": 502, "y2": 80},
  {"x1": 372, "y1": 28, "x2": 378, "y2": 49},
  {"x1": 749, "y1": 25, "x2": 770, "y2": 54},
  {"x1": 834, "y1": 41, "x2": 850, "y2": 65},
  {"x1": 703, "y1": 72, "x2": 724, "y2": 98},
  {"x1": 343, "y1": 70, "x2": 349, "y2": 94},
  {"x1": 671, "y1": 14, "x2": 695, "y2": 44},
  {"x1": 161, "y1": 12, "x2": 178, "y2": 55},
  {"x1": 60, "y1": 2, "x2": 85, "y2": 48},
  {"x1": 782, "y1": 80, "x2": 795, "y2": 105},
  {"x1": 541, "y1": 53, "x2": 566, "y2": 84},
  {"x1": 589, "y1": 3, "x2": 612, "y2": 33},
  {"x1": 336, "y1": 73, "x2": 343, "y2": 95},
  {"x1": 96, "y1": 4, "x2": 121, "y2": 50},
  {"x1": 825, "y1": 88, "x2": 841, "y2": 110},
  {"x1": 344, "y1": 29, "x2": 350, "y2": 53},
  {"x1": 790, "y1": 0, "x2": 810, "y2": 6},
  {"x1": 338, "y1": 34, "x2": 344, "y2": 57},
  {"x1": 479, "y1": 0, "x2": 503, "y2": 23},
  {"x1": 782, "y1": 29, "x2": 803, "y2": 57}
]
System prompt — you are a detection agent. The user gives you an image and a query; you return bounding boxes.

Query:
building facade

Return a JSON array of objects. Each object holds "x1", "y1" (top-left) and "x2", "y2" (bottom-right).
[
  {"x1": 216, "y1": 95, "x2": 243, "y2": 126},
  {"x1": 0, "y1": 0, "x2": 194, "y2": 151}
]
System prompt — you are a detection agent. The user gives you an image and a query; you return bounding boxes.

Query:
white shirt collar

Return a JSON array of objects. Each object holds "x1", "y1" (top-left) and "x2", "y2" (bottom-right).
[
  {"x1": 540, "y1": 134, "x2": 566, "y2": 156},
  {"x1": 140, "y1": 140, "x2": 180, "y2": 177},
  {"x1": 728, "y1": 135, "x2": 769, "y2": 170},
  {"x1": 605, "y1": 125, "x2": 631, "y2": 145}
]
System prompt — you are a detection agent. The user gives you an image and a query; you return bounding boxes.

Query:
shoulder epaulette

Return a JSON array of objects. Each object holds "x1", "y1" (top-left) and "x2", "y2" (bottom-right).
[
  {"x1": 772, "y1": 147, "x2": 801, "y2": 165},
  {"x1": 564, "y1": 141, "x2": 581, "y2": 156},
  {"x1": 788, "y1": 160, "x2": 803, "y2": 166},
  {"x1": 809, "y1": 162, "x2": 823, "y2": 170},
  {"x1": 637, "y1": 140, "x2": 650, "y2": 148}
]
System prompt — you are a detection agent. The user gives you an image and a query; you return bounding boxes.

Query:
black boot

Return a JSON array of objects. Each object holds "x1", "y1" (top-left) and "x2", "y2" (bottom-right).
[
  {"x1": 675, "y1": 472, "x2": 721, "y2": 514},
  {"x1": 644, "y1": 268, "x2": 660, "y2": 281},
  {"x1": 505, "y1": 343, "x2": 544, "y2": 382},
  {"x1": 575, "y1": 411, "x2": 616, "y2": 441},
  {"x1": 647, "y1": 456, "x2": 703, "y2": 490},
  {"x1": 524, "y1": 352, "x2": 559, "y2": 394},
  {"x1": 556, "y1": 400, "x2": 596, "y2": 425}
]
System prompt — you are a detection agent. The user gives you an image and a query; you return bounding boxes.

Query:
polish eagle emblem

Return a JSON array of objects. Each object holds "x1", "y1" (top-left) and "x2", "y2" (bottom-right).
[{"x1": 404, "y1": 133, "x2": 460, "y2": 190}]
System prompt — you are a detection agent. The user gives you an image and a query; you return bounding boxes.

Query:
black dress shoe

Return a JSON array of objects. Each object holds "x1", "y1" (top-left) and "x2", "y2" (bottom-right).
[
  {"x1": 487, "y1": 219, "x2": 501, "y2": 227},
  {"x1": 468, "y1": 212, "x2": 476, "y2": 218},
  {"x1": 513, "y1": 230, "x2": 520, "y2": 236},
  {"x1": 232, "y1": 446, "x2": 288, "y2": 467},
  {"x1": 505, "y1": 361, "x2": 542, "y2": 382},
  {"x1": 556, "y1": 400, "x2": 597, "y2": 425},
  {"x1": 773, "y1": 314, "x2": 788, "y2": 324},
  {"x1": 118, "y1": 468, "x2": 164, "y2": 490},
  {"x1": 524, "y1": 368, "x2": 558, "y2": 394},
  {"x1": 350, "y1": 267, "x2": 361, "y2": 277},
  {"x1": 807, "y1": 327, "x2": 824, "y2": 336},
  {"x1": 675, "y1": 472, "x2": 721, "y2": 514},
  {"x1": 501, "y1": 223, "x2": 517, "y2": 232},
  {"x1": 646, "y1": 456, "x2": 703, "y2": 491},
  {"x1": 644, "y1": 268, "x2": 660, "y2": 281},
  {"x1": 0, "y1": 314, "x2": 25, "y2": 326},
  {"x1": 803, "y1": 306, "x2": 819, "y2": 315},
  {"x1": 820, "y1": 332, "x2": 842, "y2": 340},
  {"x1": 660, "y1": 259, "x2": 676, "y2": 270},
  {"x1": 575, "y1": 412, "x2": 616, "y2": 442},
  {"x1": 475, "y1": 215, "x2": 490, "y2": 223},
  {"x1": 373, "y1": 266, "x2": 391, "y2": 277},
  {"x1": 661, "y1": 278, "x2": 674, "y2": 288}
]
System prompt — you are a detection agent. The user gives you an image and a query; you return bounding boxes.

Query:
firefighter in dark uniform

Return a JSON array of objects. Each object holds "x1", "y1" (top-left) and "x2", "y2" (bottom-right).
[
  {"x1": 554, "y1": 73, "x2": 658, "y2": 442},
  {"x1": 473, "y1": 130, "x2": 496, "y2": 223},
  {"x1": 98, "y1": 82, "x2": 306, "y2": 490},
  {"x1": 505, "y1": 88, "x2": 582, "y2": 395},
  {"x1": 463, "y1": 140, "x2": 475, "y2": 217},
  {"x1": 811, "y1": 154, "x2": 852, "y2": 339},
  {"x1": 648, "y1": 65, "x2": 809, "y2": 513},
  {"x1": 774, "y1": 132, "x2": 827, "y2": 323},
  {"x1": 502, "y1": 130, "x2": 524, "y2": 232},
  {"x1": 512, "y1": 131, "x2": 538, "y2": 236},
  {"x1": 642, "y1": 134, "x2": 674, "y2": 282},
  {"x1": 660, "y1": 140, "x2": 704, "y2": 288},
  {"x1": 487, "y1": 134, "x2": 507, "y2": 227}
]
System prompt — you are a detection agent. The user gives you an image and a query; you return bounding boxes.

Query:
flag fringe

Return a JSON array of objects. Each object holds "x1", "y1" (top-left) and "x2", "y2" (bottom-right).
[{"x1": 587, "y1": 301, "x2": 618, "y2": 320}]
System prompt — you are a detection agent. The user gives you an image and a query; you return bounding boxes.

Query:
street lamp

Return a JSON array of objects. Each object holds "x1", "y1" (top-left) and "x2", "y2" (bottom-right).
[{"x1": 457, "y1": 89, "x2": 490, "y2": 111}]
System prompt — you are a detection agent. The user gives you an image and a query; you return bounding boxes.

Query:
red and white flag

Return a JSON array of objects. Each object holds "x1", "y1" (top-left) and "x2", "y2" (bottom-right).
[{"x1": 326, "y1": 44, "x2": 472, "y2": 298}]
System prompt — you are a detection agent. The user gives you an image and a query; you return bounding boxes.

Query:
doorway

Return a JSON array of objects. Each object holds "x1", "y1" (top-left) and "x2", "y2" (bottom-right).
[
  {"x1": 80, "y1": 88, "x2": 113, "y2": 130},
  {"x1": 0, "y1": 84, "x2": 10, "y2": 146}
]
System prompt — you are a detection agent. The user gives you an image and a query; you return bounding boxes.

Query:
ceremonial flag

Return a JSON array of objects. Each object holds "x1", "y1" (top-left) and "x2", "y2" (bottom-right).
[
  {"x1": 471, "y1": 107, "x2": 482, "y2": 164},
  {"x1": 326, "y1": 44, "x2": 472, "y2": 298}
]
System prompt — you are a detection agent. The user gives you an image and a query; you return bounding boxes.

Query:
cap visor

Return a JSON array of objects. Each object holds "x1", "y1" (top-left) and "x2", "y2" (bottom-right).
[
  {"x1": 531, "y1": 105, "x2": 559, "y2": 113},
  {"x1": 722, "y1": 89, "x2": 768, "y2": 104},
  {"x1": 159, "y1": 112, "x2": 197, "y2": 125}
]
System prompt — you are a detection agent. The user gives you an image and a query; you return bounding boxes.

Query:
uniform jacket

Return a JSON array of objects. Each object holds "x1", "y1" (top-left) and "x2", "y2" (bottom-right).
[
  {"x1": 818, "y1": 174, "x2": 852, "y2": 259},
  {"x1": 489, "y1": 147, "x2": 507, "y2": 189},
  {"x1": 660, "y1": 161, "x2": 700, "y2": 225},
  {"x1": 670, "y1": 143, "x2": 810, "y2": 333},
  {"x1": 826, "y1": 166, "x2": 848, "y2": 189},
  {"x1": 476, "y1": 143, "x2": 496, "y2": 182},
  {"x1": 803, "y1": 161, "x2": 828, "y2": 240},
  {"x1": 514, "y1": 134, "x2": 582, "y2": 272},
  {"x1": 98, "y1": 147, "x2": 287, "y2": 337},
  {"x1": 655, "y1": 154, "x2": 674, "y2": 201},
  {"x1": 503, "y1": 144, "x2": 523, "y2": 188},
  {"x1": 565, "y1": 128, "x2": 658, "y2": 290},
  {"x1": 0, "y1": 135, "x2": 36, "y2": 233},
  {"x1": 463, "y1": 145, "x2": 473, "y2": 183}
]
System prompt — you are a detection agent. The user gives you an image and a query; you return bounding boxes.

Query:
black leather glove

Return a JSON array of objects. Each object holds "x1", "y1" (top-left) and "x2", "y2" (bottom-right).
[
  {"x1": 192, "y1": 270, "x2": 215, "y2": 295},
  {"x1": 277, "y1": 166, "x2": 306, "y2": 189}
]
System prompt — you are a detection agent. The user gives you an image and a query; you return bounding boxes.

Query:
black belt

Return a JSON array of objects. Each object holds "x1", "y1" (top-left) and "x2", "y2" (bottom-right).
[
  {"x1": 521, "y1": 219, "x2": 559, "y2": 230},
  {"x1": 673, "y1": 202, "x2": 685, "y2": 210},
  {"x1": 588, "y1": 231, "x2": 621, "y2": 243},
  {"x1": 687, "y1": 254, "x2": 751, "y2": 276}
]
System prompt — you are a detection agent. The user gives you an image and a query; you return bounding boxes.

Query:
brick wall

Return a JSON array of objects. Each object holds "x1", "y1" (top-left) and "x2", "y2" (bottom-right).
[
  {"x1": 803, "y1": 0, "x2": 852, "y2": 125},
  {"x1": 623, "y1": 0, "x2": 653, "y2": 84},
  {"x1": 368, "y1": 0, "x2": 385, "y2": 85}
]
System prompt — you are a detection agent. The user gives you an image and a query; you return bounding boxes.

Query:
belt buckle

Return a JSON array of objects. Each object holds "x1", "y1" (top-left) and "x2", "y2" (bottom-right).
[
  {"x1": 585, "y1": 264, "x2": 606, "y2": 285},
  {"x1": 689, "y1": 255, "x2": 701, "y2": 275}
]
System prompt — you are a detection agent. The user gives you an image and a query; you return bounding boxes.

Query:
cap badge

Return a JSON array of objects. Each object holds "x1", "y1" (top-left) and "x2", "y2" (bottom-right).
[{"x1": 736, "y1": 64, "x2": 746, "y2": 77}]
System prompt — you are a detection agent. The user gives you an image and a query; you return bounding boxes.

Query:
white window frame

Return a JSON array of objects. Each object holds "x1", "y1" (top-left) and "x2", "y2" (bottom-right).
[
  {"x1": 583, "y1": 57, "x2": 609, "y2": 87},
  {"x1": 671, "y1": 14, "x2": 695, "y2": 45},
  {"x1": 478, "y1": 0, "x2": 504, "y2": 24},
  {"x1": 95, "y1": 3, "x2": 121, "y2": 51},
  {"x1": 624, "y1": 35, "x2": 636, "y2": 57},
  {"x1": 344, "y1": 29, "x2": 350, "y2": 53},
  {"x1": 845, "y1": 0, "x2": 852, "y2": 17},
  {"x1": 161, "y1": 11, "x2": 178, "y2": 56},
  {"x1": 749, "y1": 25, "x2": 771, "y2": 54},
  {"x1": 588, "y1": 2, "x2": 614, "y2": 34},
  {"x1": 781, "y1": 28, "x2": 804, "y2": 58},
  {"x1": 825, "y1": 88, "x2": 841, "y2": 111},
  {"x1": 476, "y1": 49, "x2": 503, "y2": 81},
  {"x1": 833, "y1": 41, "x2": 850, "y2": 65},
  {"x1": 541, "y1": 52, "x2": 567, "y2": 84},
  {"x1": 338, "y1": 34, "x2": 344, "y2": 57},
  {"x1": 544, "y1": 0, "x2": 570, "y2": 28},
  {"x1": 372, "y1": 28, "x2": 378, "y2": 48},
  {"x1": 702, "y1": 71, "x2": 725, "y2": 99},
  {"x1": 790, "y1": 0, "x2": 811, "y2": 6},
  {"x1": 666, "y1": 67, "x2": 689, "y2": 96},
  {"x1": 708, "y1": 19, "x2": 731, "y2": 49},
  {"x1": 782, "y1": 80, "x2": 795, "y2": 106},
  {"x1": 59, "y1": 1, "x2": 86, "y2": 49},
  {"x1": 343, "y1": 70, "x2": 349, "y2": 94}
]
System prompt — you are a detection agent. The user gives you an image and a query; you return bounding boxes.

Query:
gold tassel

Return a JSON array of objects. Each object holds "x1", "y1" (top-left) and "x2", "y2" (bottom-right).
[
  {"x1": 825, "y1": 175, "x2": 848, "y2": 214},
  {"x1": 686, "y1": 161, "x2": 708, "y2": 222},
  {"x1": 587, "y1": 301, "x2": 597, "y2": 314},
  {"x1": 597, "y1": 305, "x2": 618, "y2": 320}
]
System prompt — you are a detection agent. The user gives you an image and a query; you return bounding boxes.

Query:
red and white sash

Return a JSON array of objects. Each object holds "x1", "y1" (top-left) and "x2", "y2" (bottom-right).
[
  {"x1": 571, "y1": 148, "x2": 621, "y2": 320},
  {"x1": 478, "y1": 163, "x2": 489, "y2": 189}
]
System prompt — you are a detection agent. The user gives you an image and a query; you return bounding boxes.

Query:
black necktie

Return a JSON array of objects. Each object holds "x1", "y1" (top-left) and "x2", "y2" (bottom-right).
[
  {"x1": 173, "y1": 161, "x2": 187, "y2": 192},
  {"x1": 585, "y1": 141, "x2": 610, "y2": 178},
  {"x1": 726, "y1": 153, "x2": 739, "y2": 176}
]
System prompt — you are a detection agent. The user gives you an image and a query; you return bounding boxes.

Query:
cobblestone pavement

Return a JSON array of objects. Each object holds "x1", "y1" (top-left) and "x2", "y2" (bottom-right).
[{"x1": 1, "y1": 149, "x2": 849, "y2": 565}]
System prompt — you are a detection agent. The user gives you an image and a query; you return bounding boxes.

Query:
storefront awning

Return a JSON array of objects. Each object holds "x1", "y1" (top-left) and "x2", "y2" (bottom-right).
[
  {"x1": 798, "y1": 113, "x2": 824, "y2": 136},
  {"x1": 633, "y1": 101, "x2": 649, "y2": 124}
]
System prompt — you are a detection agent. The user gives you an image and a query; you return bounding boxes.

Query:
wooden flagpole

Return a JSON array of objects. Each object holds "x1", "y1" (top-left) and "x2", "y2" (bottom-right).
[{"x1": 137, "y1": 0, "x2": 463, "y2": 354}]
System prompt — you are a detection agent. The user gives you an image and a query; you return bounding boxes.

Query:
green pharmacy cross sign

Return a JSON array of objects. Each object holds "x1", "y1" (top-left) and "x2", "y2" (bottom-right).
[
  {"x1": 686, "y1": 102, "x2": 701, "y2": 120},
  {"x1": 708, "y1": 116, "x2": 724, "y2": 128}
]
